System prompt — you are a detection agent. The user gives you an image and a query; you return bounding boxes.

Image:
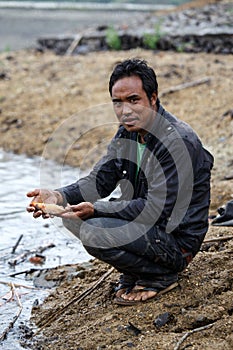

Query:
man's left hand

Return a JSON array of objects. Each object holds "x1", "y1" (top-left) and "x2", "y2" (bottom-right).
[{"x1": 61, "y1": 202, "x2": 94, "y2": 220}]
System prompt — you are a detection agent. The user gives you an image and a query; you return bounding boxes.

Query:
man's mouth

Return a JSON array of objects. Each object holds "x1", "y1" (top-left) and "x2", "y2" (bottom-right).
[{"x1": 122, "y1": 117, "x2": 138, "y2": 125}]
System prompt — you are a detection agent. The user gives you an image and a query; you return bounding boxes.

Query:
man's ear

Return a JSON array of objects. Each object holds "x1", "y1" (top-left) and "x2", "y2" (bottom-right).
[{"x1": 150, "y1": 92, "x2": 157, "y2": 108}]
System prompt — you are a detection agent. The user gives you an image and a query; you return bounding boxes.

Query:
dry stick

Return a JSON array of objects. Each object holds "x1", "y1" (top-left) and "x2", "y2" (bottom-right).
[
  {"x1": 0, "y1": 289, "x2": 13, "y2": 305},
  {"x1": 65, "y1": 34, "x2": 82, "y2": 55},
  {"x1": 34, "y1": 266, "x2": 114, "y2": 335},
  {"x1": 0, "y1": 280, "x2": 37, "y2": 290},
  {"x1": 160, "y1": 77, "x2": 211, "y2": 97},
  {"x1": 173, "y1": 322, "x2": 216, "y2": 350},
  {"x1": 0, "y1": 283, "x2": 23, "y2": 342},
  {"x1": 11, "y1": 234, "x2": 24, "y2": 254},
  {"x1": 203, "y1": 235, "x2": 233, "y2": 244}
]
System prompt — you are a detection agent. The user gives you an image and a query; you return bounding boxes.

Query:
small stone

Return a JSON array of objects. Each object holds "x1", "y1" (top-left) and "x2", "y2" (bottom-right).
[{"x1": 154, "y1": 312, "x2": 174, "y2": 328}]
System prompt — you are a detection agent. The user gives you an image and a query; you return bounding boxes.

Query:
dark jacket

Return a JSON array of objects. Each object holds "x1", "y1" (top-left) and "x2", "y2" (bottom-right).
[{"x1": 59, "y1": 105, "x2": 214, "y2": 256}]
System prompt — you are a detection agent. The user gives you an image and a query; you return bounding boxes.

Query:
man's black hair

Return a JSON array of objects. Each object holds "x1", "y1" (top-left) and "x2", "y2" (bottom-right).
[{"x1": 109, "y1": 58, "x2": 160, "y2": 106}]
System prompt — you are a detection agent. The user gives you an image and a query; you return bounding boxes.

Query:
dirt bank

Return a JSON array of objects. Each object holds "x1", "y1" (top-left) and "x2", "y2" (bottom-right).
[{"x1": 23, "y1": 235, "x2": 233, "y2": 349}]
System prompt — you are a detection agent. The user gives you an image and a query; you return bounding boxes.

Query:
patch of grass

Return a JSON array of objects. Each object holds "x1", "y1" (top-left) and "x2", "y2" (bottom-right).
[
  {"x1": 105, "y1": 26, "x2": 121, "y2": 50},
  {"x1": 143, "y1": 22, "x2": 163, "y2": 50}
]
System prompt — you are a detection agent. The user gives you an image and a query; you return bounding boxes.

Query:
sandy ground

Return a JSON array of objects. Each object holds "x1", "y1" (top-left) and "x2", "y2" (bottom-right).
[{"x1": 0, "y1": 1, "x2": 233, "y2": 349}]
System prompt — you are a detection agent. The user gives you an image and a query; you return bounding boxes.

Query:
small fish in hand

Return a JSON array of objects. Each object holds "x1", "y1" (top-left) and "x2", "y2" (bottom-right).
[{"x1": 31, "y1": 202, "x2": 71, "y2": 216}]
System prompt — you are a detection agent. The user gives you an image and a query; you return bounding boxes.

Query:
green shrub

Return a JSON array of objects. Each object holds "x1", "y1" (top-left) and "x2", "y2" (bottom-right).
[
  {"x1": 143, "y1": 22, "x2": 163, "y2": 50},
  {"x1": 106, "y1": 26, "x2": 121, "y2": 50}
]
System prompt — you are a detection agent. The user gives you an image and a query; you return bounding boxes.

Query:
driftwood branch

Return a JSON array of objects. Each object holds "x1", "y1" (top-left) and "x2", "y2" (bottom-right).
[
  {"x1": 34, "y1": 266, "x2": 114, "y2": 335},
  {"x1": 203, "y1": 235, "x2": 233, "y2": 244},
  {"x1": 8, "y1": 242, "x2": 55, "y2": 266},
  {"x1": 160, "y1": 77, "x2": 211, "y2": 97},
  {"x1": 0, "y1": 283, "x2": 23, "y2": 342},
  {"x1": 174, "y1": 322, "x2": 215, "y2": 350}
]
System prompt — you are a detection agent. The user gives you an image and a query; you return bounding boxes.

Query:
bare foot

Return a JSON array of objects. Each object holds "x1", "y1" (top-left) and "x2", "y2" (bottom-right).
[{"x1": 121, "y1": 285, "x2": 157, "y2": 302}]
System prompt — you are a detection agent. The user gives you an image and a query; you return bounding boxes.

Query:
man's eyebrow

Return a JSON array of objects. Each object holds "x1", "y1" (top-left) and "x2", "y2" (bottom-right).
[
  {"x1": 127, "y1": 94, "x2": 140, "y2": 100},
  {"x1": 112, "y1": 94, "x2": 140, "y2": 102}
]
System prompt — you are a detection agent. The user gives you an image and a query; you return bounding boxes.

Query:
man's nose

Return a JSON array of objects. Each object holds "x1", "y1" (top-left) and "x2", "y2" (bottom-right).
[{"x1": 122, "y1": 102, "x2": 132, "y2": 116}]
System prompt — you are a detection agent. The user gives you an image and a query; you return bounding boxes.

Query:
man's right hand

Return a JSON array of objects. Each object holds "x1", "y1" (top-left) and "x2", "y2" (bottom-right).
[{"x1": 26, "y1": 188, "x2": 63, "y2": 218}]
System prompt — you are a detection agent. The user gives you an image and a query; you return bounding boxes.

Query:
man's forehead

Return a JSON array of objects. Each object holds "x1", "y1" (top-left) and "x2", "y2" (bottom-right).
[{"x1": 112, "y1": 76, "x2": 144, "y2": 95}]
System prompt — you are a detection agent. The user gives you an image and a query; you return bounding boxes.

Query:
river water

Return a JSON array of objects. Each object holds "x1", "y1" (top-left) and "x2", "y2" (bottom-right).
[
  {"x1": 0, "y1": 1, "x2": 180, "y2": 52},
  {"x1": 0, "y1": 149, "x2": 91, "y2": 349}
]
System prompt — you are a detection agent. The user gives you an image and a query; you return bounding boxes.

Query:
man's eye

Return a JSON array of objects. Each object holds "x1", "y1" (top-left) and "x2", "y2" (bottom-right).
[
  {"x1": 113, "y1": 101, "x2": 122, "y2": 107},
  {"x1": 130, "y1": 98, "x2": 138, "y2": 104}
]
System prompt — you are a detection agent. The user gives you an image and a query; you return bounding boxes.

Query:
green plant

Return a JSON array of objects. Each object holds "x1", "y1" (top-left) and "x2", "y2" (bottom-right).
[
  {"x1": 106, "y1": 26, "x2": 121, "y2": 50},
  {"x1": 143, "y1": 22, "x2": 163, "y2": 50}
]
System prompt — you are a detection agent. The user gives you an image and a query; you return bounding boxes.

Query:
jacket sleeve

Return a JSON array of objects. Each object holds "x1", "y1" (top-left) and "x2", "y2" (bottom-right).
[{"x1": 56, "y1": 136, "x2": 122, "y2": 205}]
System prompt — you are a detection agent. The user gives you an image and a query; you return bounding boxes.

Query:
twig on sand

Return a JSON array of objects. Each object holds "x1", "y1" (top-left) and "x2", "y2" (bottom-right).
[
  {"x1": 11, "y1": 234, "x2": 24, "y2": 254},
  {"x1": 203, "y1": 235, "x2": 233, "y2": 244},
  {"x1": 174, "y1": 322, "x2": 216, "y2": 350},
  {"x1": 34, "y1": 266, "x2": 114, "y2": 335},
  {"x1": 0, "y1": 283, "x2": 23, "y2": 342},
  {"x1": 8, "y1": 242, "x2": 55, "y2": 266},
  {"x1": 160, "y1": 77, "x2": 211, "y2": 97}
]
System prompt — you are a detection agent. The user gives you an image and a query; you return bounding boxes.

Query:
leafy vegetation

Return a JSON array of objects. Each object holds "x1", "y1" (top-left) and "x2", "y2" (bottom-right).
[
  {"x1": 143, "y1": 22, "x2": 163, "y2": 50},
  {"x1": 105, "y1": 26, "x2": 121, "y2": 50}
]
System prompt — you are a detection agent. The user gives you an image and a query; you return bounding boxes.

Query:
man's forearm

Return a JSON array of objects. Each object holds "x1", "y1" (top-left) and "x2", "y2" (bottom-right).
[{"x1": 54, "y1": 190, "x2": 67, "y2": 206}]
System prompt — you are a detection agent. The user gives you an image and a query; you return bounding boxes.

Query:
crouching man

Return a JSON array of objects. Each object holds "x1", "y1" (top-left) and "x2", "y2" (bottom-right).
[{"x1": 27, "y1": 59, "x2": 213, "y2": 305}]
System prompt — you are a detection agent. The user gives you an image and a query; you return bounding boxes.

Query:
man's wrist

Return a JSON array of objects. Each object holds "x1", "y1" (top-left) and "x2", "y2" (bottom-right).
[{"x1": 54, "y1": 191, "x2": 65, "y2": 205}]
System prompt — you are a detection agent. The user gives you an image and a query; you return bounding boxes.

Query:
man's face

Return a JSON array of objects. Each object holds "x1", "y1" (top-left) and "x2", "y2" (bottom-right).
[{"x1": 111, "y1": 75, "x2": 157, "y2": 136}]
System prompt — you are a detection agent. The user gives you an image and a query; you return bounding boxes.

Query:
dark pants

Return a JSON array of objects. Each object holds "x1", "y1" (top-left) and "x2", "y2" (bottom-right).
[{"x1": 63, "y1": 217, "x2": 187, "y2": 289}]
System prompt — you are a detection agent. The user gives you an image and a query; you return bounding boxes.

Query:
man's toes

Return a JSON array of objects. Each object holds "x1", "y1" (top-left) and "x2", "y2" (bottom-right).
[
  {"x1": 123, "y1": 293, "x2": 135, "y2": 301},
  {"x1": 121, "y1": 292, "x2": 136, "y2": 301},
  {"x1": 133, "y1": 292, "x2": 144, "y2": 301},
  {"x1": 141, "y1": 290, "x2": 157, "y2": 301}
]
